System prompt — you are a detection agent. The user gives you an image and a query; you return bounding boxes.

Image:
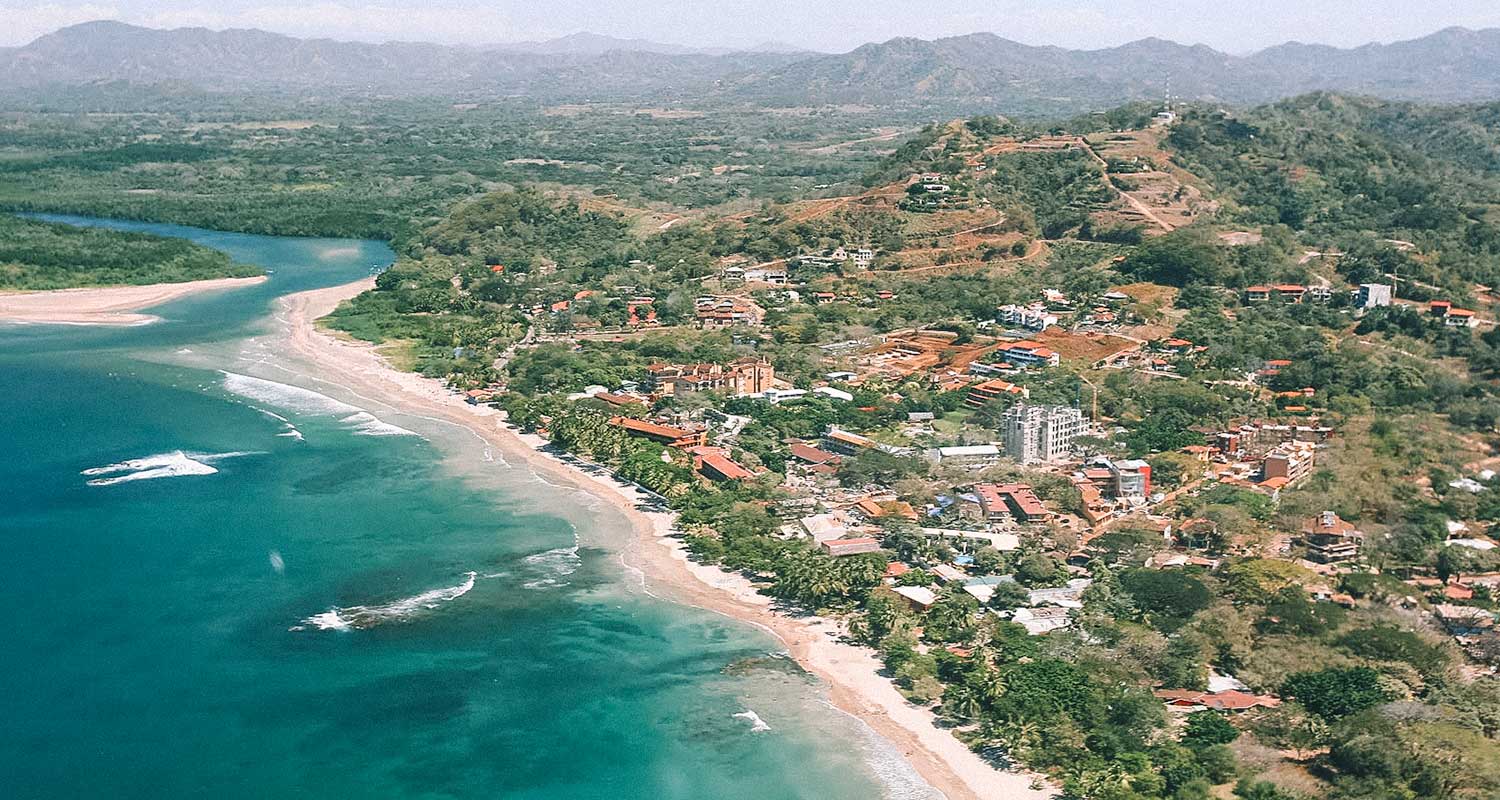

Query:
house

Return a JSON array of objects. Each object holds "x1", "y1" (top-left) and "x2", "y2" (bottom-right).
[
  {"x1": 1028, "y1": 578, "x2": 1092, "y2": 608},
  {"x1": 1154, "y1": 689, "x2": 1281, "y2": 713},
  {"x1": 823, "y1": 537, "x2": 883, "y2": 558},
  {"x1": 1447, "y1": 308, "x2": 1479, "y2": 328},
  {"x1": 1080, "y1": 458, "x2": 1153, "y2": 502},
  {"x1": 1274, "y1": 284, "x2": 1308, "y2": 303},
  {"x1": 1300, "y1": 511, "x2": 1363, "y2": 564},
  {"x1": 800, "y1": 514, "x2": 850, "y2": 543},
  {"x1": 893, "y1": 585, "x2": 938, "y2": 611},
  {"x1": 932, "y1": 564, "x2": 969, "y2": 584},
  {"x1": 789, "y1": 443, "x2": 840, "y2": 467},
  {"x1": 997, "y1": 303, "x2": 1059, "y2": 331},
  {"x1": 962, "y1": 575, "x2": 1018, "y2": 604},
  {"x1": 974, "y1": 483, "x2": 1050, "y2": 523},
  {"x1": 965, "y1": 379, "x2": 1027, "y2": 408},
  {"x1": 689, "y1": 447, "x2": 754, "y2": 482},
  {"x1": 1245, "y1": 286, "x2": 1271, "y2": 303},
  {"x1": 608, "y1": 416, "x2": 707, "y2": 448},
  {"x1": 1010, "y1": 606, "x2": 1073, "y2": 635},
  {"x1": 695, "y1": 296, "x2": 766, "y2": 328},
  {"x1": 995, "y1": 341, "x2": 1060, "y2": 368}
]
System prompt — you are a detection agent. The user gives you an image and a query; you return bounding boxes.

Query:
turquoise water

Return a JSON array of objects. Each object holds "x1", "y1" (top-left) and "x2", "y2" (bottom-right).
[{"x1": 0, "y1": 219, "x2": 936, "y2": 799}]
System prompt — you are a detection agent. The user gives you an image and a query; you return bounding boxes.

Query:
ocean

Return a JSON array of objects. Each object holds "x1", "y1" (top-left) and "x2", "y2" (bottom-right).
[{"x1": 0, "y1": 217, "x2": 939, "y2": 799}]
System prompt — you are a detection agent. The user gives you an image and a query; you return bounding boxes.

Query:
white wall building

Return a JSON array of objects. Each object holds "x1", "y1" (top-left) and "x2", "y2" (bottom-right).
[{"x1": 1001, "y1": 404, "x2": 1087, "y2": 464}]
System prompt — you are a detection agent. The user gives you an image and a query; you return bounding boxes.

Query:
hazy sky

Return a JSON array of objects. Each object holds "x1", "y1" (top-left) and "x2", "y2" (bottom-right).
[{"x1": 5, "y1": 0, "x2": 1500, "y2": 52}]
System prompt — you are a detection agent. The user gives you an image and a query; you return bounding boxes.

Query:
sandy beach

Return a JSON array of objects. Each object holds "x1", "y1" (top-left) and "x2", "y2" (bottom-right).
[
  {"x1": 277, "y1": 278, "x2": 1054, "y2": 800},
  {"x1": 0, "y1": 276, "x2": 268, "y2": 326}
]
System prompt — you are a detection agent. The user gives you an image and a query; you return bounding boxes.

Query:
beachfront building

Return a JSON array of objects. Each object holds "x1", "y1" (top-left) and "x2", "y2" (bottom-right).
[
  {"x1": 1001, "y1": 404, "x2": 1087, "y2": 464},
  {"x1": 608, "y1": 417, "x2": 707, "y2": 448}
]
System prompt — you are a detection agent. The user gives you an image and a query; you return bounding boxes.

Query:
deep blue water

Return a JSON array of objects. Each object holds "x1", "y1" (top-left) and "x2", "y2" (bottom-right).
[{"x1": 0, "y1": 218, "x2": 932, "y2": 799}]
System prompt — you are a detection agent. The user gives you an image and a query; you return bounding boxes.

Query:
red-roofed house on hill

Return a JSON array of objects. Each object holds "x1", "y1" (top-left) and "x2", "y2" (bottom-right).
[
  {"x1": 608, "y1": 416, "x2": 706, "y2": 448},
  {"x1": 1301, "y1": 511, "x2": 1363, "y2": 564},
  {"x1": 1154, "y1": 689, "x2": 1281, "y2": 712}
]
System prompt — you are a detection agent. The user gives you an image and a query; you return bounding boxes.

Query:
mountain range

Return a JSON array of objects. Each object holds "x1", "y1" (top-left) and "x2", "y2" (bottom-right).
[{"x1": 7, "y1": 21, "x2": 1500, "y2": 114}]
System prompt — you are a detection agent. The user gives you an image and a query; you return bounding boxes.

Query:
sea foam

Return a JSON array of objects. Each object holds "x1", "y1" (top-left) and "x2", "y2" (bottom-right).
[
  {"x1": 521, "y1": 546, "x2": 581, "y2": 589},
  {"x1": 82, "y1": 451, "x2": 257, "y2": 487},
  {"x1": 294, "y1": 572, "x2": 477, "y2": 631}
]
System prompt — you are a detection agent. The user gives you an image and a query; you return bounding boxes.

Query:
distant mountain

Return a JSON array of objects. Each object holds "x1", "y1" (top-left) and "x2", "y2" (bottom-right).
[
  {"x1": 491, "y1": 32, "x2": 709, "y2": 57},
  {"x1": 8, "y1": 21, "x2": 1500, "y2": 113}
]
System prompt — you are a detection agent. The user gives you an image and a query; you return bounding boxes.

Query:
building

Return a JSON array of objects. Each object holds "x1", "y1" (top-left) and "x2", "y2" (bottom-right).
[
  {"x1": 689, "y1": 446, "x2": 754, "y2": 482},
  {"x1": 893, "y1": 585, "x2": 938, "y2": 611},
  {"x1": 647, "y1": 359, "x2": 775, "y2": 397},
  {"x1": 930, "y1": 444, "x2": 1002, "y2": 469},
  {"x1": 995, "y1": 341, "x2": 1060, "y2": 368},
  {"x1": 1274, "y1": 284, "x2": 1307, "y2": 303},
  {"x1": 974, "y1": 483, "x2": 1050, "y2": 523},
  {"x1": 1081, "y1": 457, "x2": 1151, "y2": 501},
  {"x1": 965, "y1": 379, "x2": 1027, "y2": 408},
  {"x1": 1113, "y1": 460, "x2": 1151, "y2": 499},
  {"x1": 1301, "y1": 511, "x2": 1363, "y2": 564},
  {"x1": 800, "y1": 513, "x2": 850, "y2": 543},
  {"x1": 997, "y1": 303, "x2": 1059, "y2": 331},
  {"x1": 1010, "y1": 606, "x2": 1073, "y2": 635},
  {"x1": 789, "y1": 443, "x2": 840, "y2": 468},
  {"x1": 695, "y1": 296, "x2": 766, "y2": 328},
  {"x1": 822, "y1": 427, "x2": 878, "y2": 456},
  {"x1": 608, "y1": 417, "x2": 707, "y2": 448},
  {"x1": 1002, "y1": 404, "x2": 1087, "y2": 464},
  {"x1": 1262, "y1": 443, "x2": 1316, "y2": 485},
  {"x1": 1245, "y1": 286, "x2": 1271, "y2": 303},
  {"x1": 1154, "y1": 689, "x2": 1281, "y2": 713},
  {"x1": 1356, "y1": 283, "x2": 1393, "y2": 309},
  {"x1": 851, "y1": 248, "x2": 875, "y2": 269},
  {"x1": 823, "y1": 537, "x2": 883, "y2": 558}
]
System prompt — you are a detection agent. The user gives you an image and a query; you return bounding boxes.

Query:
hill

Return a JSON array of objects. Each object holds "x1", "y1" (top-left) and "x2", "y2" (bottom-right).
[{"x1": 10, "y1": 23, "x2": 1500, "y2": 113}]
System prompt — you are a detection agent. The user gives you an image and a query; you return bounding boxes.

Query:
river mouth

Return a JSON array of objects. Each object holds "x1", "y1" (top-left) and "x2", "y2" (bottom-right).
[{"x1": 0, "y1": 216, "x2": 936, "y2": 800}]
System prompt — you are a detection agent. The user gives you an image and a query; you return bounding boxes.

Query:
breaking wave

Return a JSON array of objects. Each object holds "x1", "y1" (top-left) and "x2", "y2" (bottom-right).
[
  {"x1": 221, "y1": 372, "x2": 420, "y2": 438},
  {"x1": 733, "y1": 710, "x2": 772, "y2": 733},
  {"x1": 293, "y1": 572, "x2": 478, "y2": 631},
  {"x1": 82, "y1": 450, "x2": 258, "y2": 486},
  {"x1": 522, "y1": 546, "x2": 581, "y2": 589},
  {"x1": 339, "y1": 411, "x2": 419, "y2": 437}
]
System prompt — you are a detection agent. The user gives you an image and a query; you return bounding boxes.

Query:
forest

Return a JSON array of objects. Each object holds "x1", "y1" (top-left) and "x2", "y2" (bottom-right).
[{"x1": 0, "y1": 213, "x2": 260, "y2": 289}]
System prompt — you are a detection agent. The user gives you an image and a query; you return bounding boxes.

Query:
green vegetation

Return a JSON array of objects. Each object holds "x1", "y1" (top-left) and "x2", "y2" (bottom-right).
[{"x1": 0, "y1": 213, "x2": 260, "y2": 289}]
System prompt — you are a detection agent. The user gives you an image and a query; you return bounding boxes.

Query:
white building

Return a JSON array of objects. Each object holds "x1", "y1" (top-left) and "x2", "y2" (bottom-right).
[
  {"x1": 997, "y1": 303, "x2": 1059, "y2": 331},
  {"x1": 1356, "y1": 283, "x2": 1393, "y2": 309},
  {"x1": 929, "y1": 444, "x2": 1003, "y2": 469},
  {"x1": 851, "y1": 248, "x2": 875, "y2": 269},
  {"x1": 1001, "y1": 404, "x2": 1087, "y2": 464}
]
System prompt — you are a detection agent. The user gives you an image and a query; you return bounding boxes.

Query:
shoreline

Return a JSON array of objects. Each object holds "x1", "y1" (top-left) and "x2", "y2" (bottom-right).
[
  {"x1": 276, "y1": 278, "x2": 1053, "y2": 800},
  {"x1": 0, "y1": 275, "x2": 268, "y2": 326}
]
